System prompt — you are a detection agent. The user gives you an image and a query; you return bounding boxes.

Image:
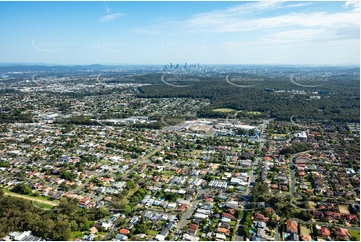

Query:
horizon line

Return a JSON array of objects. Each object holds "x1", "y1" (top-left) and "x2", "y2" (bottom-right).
[{"x1": 0, "y1": 63, "x2": 360, "y2": 67}]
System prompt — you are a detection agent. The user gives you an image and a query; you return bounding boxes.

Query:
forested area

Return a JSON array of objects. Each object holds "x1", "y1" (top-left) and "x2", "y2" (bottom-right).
[
  {"x1": 279, "y1": 142, "x2": 313, "y2": 156},
  {"x1": 0, "y1": 191, "x2": 109, "y2": 240},
  {"x1": 137, "y1": 74, "x2": 360, "y2": 122},
  {"x1": 0, "y1": 109, "x2": 33, "y2": 123},
  {"x1": 1, "y1": 72, "x2": 359, "y2": 124}
]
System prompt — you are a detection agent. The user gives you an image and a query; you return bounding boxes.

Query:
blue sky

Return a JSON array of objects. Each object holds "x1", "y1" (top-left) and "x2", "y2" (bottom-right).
[{"x1": 0, "y1": 1, "x2": 359, "y2": 65}]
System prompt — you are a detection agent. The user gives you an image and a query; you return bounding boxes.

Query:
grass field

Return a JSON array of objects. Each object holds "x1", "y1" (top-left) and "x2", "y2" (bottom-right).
[
  {"x1": 69, "y1": 231, "x2": 83, "y2": 240},
  {"x1": 160, "y1": 170, "x2": 174, "y2": 176},
  {"x1": 300, "y1": 225, "x2": 311, "y2": 236},
  {"x1": 148, "y1": 230, "x2": 158, "y2": 236},
  {"x1": 338, "y1": 204, "x2": 350, "y2": 214},
  {"x1": 3, "y1": 189, "x2": 59, "y2": 205},
  {"x1": 349, "y1": 230, "x2": 360, "y2": 240},
  {"x1": 212, "y1": 108, "x2": 235, "y2": 113},
  {"x1": 97, "y1": 232, "x2": 107, "y2": 240},
  {"x1": 271, "y1": 133, "x2": 288, "y2": 137},
  {"x1": 34, "y1": 201, "x2": 54, "y2": 210},
  {"x1": 119, "y1": 186, "x2": 139, "y2": 206}
]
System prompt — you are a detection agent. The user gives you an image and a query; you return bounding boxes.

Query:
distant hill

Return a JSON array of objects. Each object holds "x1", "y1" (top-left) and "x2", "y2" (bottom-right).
[{"x1": 0, "y1": 64, "x2": 113, "y2": 72}]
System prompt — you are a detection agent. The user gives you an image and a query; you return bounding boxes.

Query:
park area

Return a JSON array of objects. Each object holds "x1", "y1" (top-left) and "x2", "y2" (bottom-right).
[
  {"x1": 338, "y1": 204, "x2": 350, "y2": 214},
  {"x1": 212, "y1": 108, "x2": 236, "y2": 113}
]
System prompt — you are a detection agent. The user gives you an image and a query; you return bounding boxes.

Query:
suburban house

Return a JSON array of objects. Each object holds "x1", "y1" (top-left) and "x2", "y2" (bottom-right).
[
  {"x1": 335, "y1": 228, "x2": 350, "y2": 240},
  {"x1": 286, "y1": 220, "x2": 298, "y2": 234},
  {"x1": 320, "y1": 227, "x2": 331, "y2": 238}
]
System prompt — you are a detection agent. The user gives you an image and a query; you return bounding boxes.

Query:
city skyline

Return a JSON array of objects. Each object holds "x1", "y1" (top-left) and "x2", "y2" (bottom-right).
[{"x1": 0, "y1": 1, "x2": 359, "y2": 65}]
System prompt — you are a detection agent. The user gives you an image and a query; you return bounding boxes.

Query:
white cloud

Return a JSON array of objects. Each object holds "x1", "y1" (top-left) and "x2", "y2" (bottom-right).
[
  {"x1": 103, "y1": 1, "x2": 110, "y2": 14},
  {"x1": 262, "y1": 29, "x2": 332, "y2": 44},
  {"x1": 133, "y1": 1, "x2": 359, "y2": 63},
  {"x1": 98, "y1": 13, "x2": 124, "y2": 22},
  {"x1": 182, "y1": 4, "x2": 359, "y2": 33},
  {"x1": 343, "y1": 0, "x2": 360, "y2": 8}
]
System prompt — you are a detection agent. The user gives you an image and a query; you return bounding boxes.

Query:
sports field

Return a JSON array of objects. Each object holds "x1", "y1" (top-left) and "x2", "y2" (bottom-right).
[{"x1": 212, "y1": 108, "x2": 235, "y2": 113}]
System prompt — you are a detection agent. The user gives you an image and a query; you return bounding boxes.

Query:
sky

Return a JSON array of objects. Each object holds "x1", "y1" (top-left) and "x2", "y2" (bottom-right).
[{"x1": 0, "y1": 1, "x2": 359, "y2": 65}]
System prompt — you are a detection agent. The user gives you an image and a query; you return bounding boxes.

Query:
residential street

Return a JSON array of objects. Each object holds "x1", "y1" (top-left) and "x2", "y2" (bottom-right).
[
  {"x1": 289, "y1": 218, "x2": 361, "y2": 231},
  {"x1": 172, "y1": 191, "x2": 204, "y2": 240}
]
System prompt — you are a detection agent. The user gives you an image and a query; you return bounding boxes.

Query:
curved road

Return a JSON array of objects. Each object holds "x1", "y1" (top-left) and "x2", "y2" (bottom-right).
[{"x1": 289, "y1": 218, "x2": 360, "y2": 231}]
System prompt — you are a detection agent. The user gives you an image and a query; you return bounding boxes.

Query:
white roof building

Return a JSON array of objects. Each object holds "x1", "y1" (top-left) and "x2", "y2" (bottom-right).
[
  {"x1": 155, "y1": 235, "x2": 165, "y2": 241},
  {"x1": 295, "y1": 131, "x2": 307, "y2": 139}
]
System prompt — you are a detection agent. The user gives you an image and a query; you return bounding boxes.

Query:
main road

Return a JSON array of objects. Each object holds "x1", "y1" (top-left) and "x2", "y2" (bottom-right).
[
  {"x1": 172, "y1": 190, "x2": 205, "y2": 240},
  {"x1": 235, "y1": 119, "x2": 269, "y2": 241},
  {"x1": 244, "y1": 119, "x2": 269, "y2": 195}
]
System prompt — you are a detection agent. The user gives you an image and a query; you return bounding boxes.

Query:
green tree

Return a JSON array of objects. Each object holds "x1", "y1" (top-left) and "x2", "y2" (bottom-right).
[
  {"x1": 12, "y1": 183, "x2": 32, "y2": 195},
  {"x1": 126, "y1": 181, "x2": 136, "y2": 190},
  {"x1": 124, "y1": 205, "x2": 132, "y2": 214},
  {"x1": 252, "y1": 182, "x2": 269, "y2": 198},
  {"x1": 61, "y1": 171, "x2": 76, "y2": 182}
]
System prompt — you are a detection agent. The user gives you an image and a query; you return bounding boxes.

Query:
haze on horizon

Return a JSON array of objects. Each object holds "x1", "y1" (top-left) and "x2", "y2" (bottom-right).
[{"x1": 0, "y1": 1, "x2": 359, "y2": 66}]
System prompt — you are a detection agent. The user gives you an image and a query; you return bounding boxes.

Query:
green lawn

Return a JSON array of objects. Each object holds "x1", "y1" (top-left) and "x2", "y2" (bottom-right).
[
  {"x1": 230, "y1": 221, "x2": 237, "y2": 226},
  {"x1": 160, "y1": 170, "x2": 175, "y2": 176},
  {"x1": 212, "y1": 108, "x2": 236, "y2": 113},
  {"x1": 147, "y1": 230, "x2": 158, "y2": 236},
  {"x1": 300, "y1": 225, "x2": 311, "y2": 236},
  {"x1": 338, "y1": 204, "x2": 350, "y2": 214},
  {"x1": 305, "y1": 182, "x2": 313, "y2": 189},
  {"x1": 34, "y1": 201, "x2": 54, "y2": 210},
  {"x1": 271, "y1": 133, "x2": 288, "y2": 137},
  {"x1": 3, "y1": 189, "x2": 59, "y2": 204},
  {"x1": 69, "y1": 231, "x2": 83, "y2": 240},
  {"x1": 349, "y1": 230, "x2": 360, "y2": 241}
]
